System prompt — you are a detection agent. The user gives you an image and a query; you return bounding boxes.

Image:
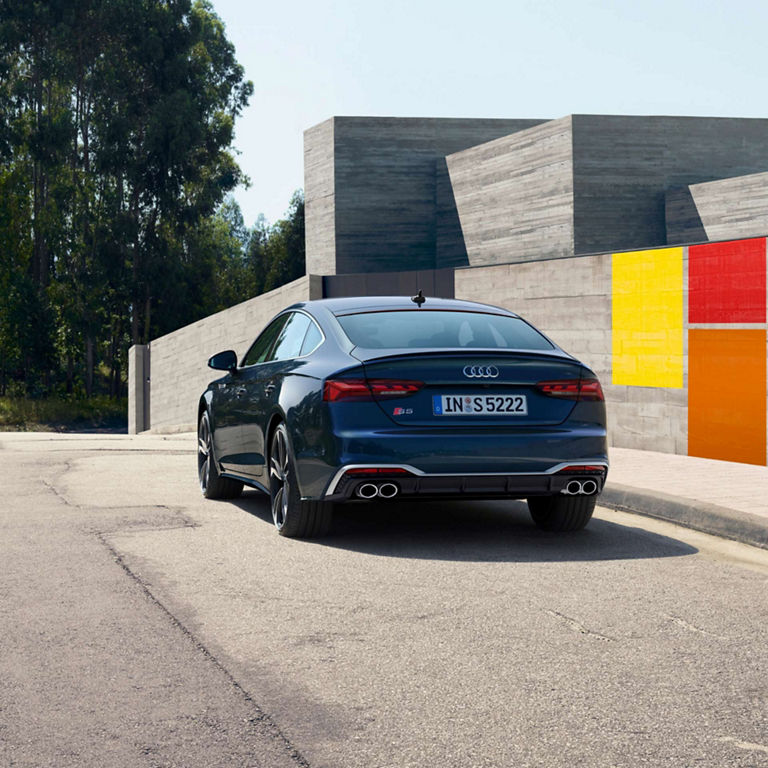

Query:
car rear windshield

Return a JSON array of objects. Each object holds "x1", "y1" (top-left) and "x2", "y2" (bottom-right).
[{"x1": 336, "y1": 310, "x2": 555, "y2": 351}]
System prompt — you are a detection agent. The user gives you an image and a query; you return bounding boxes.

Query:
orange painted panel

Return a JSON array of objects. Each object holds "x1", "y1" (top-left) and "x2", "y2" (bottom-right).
[{"x1": 689, "y1": 330, "x2": 766, "y2": 466}]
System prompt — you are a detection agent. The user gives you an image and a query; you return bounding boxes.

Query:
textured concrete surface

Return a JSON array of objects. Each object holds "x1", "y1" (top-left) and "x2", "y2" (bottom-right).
[
  {"x1": 447, "y1": 116, "x2": 575, "y2": 265},
  {"x1": 455, "y1": 255, "x2": 689, "y2": 455},
  {"x1": 571, "y1": 115, "x2": 768, "y2": 256},
  {"x1": 304, "y1": 117, "x2": 546, "y2": 275},
  {"x1": 3, "y1": 432, "x2": 768, "y2": 768},
  {"x1": 322, "y1": 267, "x2": 455, "y2": 299},
  {"x1": 666, "y1": 171, "x2": 768, "y2": 244},
  {"x1": 306, "y1": 114, "x2": 768, "y2": 277},
  {"x1": 128, "y1": 344, "x2": 150, "y2": 435}
]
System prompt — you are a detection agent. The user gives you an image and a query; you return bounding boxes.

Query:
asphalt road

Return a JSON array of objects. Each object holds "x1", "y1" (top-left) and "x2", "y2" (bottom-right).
[{"x1": 2, "y1": 432, "x2": 767, "y2": 768}]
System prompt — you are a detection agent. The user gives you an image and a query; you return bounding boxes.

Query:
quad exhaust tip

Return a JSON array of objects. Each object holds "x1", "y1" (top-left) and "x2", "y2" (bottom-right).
[
  {"x1": 356, "y1": 483, "x2": 379, "y2": 499},
  {"x1": 378, "y1": 483, "x2": 399, "y2": 499},
  {"x1": 562, "y1": 479, "x2": 599, "y2": 496},
  {"x1": 355, "y1": 482, "x2": 400, "y2": 499}
]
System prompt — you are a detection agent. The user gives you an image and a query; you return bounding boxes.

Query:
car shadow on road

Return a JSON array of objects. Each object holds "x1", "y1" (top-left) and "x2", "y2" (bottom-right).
[{"x1": 233, "y1": 491, "x2": 698, "y2": 563}]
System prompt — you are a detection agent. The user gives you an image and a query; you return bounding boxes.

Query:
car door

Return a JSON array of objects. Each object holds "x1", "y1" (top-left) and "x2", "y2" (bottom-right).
[
  {"x1": 238, "y1": 312, "x2": 313, "y2": 480},
  {"x1": 218, "y1": 315, "x2": 288, "y2": 476},
  {"x1": 210, "y1": 369, "x2": 243, "y2": 472}
]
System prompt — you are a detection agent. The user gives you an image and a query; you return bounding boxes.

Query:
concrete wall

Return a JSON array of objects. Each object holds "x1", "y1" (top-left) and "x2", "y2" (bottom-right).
[
  {"x1": 572, "y1": 115, "x2": 768, "y2": 255},
  {"x1": 446, "y1": 117, "x2": 575, "y2": 265},
  {"x1": 304, "y1": 119, "x2": 336, "y2": 277},
  {"x1": 304, "y1": 117, "x2": 546, "y2": 275},
  {"x1": 132, "y1": 275, "x2": 321, "y2": 433},
  {"x1": 323, "y1": 268, "x2": 454, "y2": 299},
  {"x1": 457, "y1": 236, "x2": 768, "y2": 465},
  {"x1": 127, "y1": 345, "x2": 150, "y2": 434},
  {"x1": 455, "y1": 252, "x2": 689, "y2": 455},
  {"x1": 307, "y1": 114, "x2": 768, "y2": 277},
  {"x1": 131, "y1": 236, "x2": 768, "y2": 466},
  {"x1": 666, "y1": 171, "x2": 768, "y2": 244}
]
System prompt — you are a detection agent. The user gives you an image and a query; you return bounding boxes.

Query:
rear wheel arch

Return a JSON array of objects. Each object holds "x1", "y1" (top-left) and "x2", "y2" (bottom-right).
[
  {"x1": 265, "y1": 411, "x2": 286, "y2": 468},
  {"x1": 197, "y1": 397, "x2": 208, "y2": 427},
  {"x1": 268, "y1": 421, "x2": 333, "y2": 538},
  {"x1": 266, "y1": 410, "x2": 313, "y2": 496},
  {"x1": 197, "y1": 410, "x2": 243, "y2": 500}
]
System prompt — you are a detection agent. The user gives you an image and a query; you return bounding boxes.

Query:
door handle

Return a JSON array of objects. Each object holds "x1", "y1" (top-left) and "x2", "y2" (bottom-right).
[
  {"x1": 264, "y1": 382, "x2": 276, "y2": 395},
  {"x1": 235, "y1": 386, "x2": 247, "y2": 398}
]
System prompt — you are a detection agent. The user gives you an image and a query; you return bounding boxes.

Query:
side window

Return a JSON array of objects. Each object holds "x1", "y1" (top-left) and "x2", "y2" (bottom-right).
[
  {"x1": 270, "y1": 312, "x2": 311, "y2": 361},
  {"x1": 241, "y1": 316, "x2": 288, "y2": 367},
  {"x1": 299, "y1": 320, "x2": 323, "y2": 356}
]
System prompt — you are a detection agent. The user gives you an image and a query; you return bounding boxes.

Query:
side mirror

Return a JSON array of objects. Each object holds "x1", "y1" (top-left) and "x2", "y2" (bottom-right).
[{"x1": 207, "y1": 349, "x2": 238, "y2": 371}]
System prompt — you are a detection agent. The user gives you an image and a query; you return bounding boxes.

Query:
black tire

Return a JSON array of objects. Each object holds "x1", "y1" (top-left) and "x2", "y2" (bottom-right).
[
  {"x1": 528, "y1": 494, "x2": 596, "y2": 532},
  {"x1": 269, "y1": 423, "x2": 333, "y2": 538},
  {"x1": 198, "y1": 411, "x2": 243, "y2": 500}
]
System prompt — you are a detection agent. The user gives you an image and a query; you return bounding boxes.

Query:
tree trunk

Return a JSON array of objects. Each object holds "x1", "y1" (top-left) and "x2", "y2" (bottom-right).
[
  {"x1": 66, "y1": 355, "x2": 73, "y2": 395},
  {"x1": 85, "y1": 336, "x2": 94, "y2": 397}
]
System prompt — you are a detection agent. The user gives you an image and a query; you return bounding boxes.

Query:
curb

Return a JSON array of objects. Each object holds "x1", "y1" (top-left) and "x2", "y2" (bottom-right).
[{"x1": 600, "y1": 483, "x2": 768, "y2": 551}]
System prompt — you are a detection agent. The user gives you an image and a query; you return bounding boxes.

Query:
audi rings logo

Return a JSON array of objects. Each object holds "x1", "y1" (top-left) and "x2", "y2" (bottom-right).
[{"x1": 463, "y1": 365, "x2": 499, "y2": 378}]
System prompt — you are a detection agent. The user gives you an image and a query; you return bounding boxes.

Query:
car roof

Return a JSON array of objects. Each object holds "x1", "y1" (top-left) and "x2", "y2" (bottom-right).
[{"x1": 288, "y1": 296, "x2": 519, "y2": 317}]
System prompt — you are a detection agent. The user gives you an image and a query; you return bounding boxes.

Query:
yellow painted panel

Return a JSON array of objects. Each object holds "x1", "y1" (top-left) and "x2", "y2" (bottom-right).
[{"x1": 612, "y1": 248, "x2": 684, "y2": 388}]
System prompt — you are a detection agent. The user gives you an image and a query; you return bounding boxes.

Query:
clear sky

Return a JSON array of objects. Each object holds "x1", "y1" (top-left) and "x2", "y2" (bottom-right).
[{"x1": 211, "y1": 0, "x2": 768, "y2": 227}]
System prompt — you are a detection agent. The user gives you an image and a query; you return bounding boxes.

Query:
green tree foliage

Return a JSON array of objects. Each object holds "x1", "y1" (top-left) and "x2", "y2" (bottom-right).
[
  {"x1": 0, "y1": 0, "x2": 293, "y2": 398},
  {"x1": 261, "y1": 190, "x2": 305, "y2": 292}
]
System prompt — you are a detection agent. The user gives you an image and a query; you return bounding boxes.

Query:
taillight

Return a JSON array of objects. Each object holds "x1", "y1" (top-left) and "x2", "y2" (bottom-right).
[
  {"x1": 323, "y1": 379, "x2": 371, "y2": 401},
  {"x1": 537, "y1": 378, "x2": 604, "y2": 401},
  {"x1": 323, "y1": 378, "x2": 423, "y2": 402},
  {"x1": 557, "y1": 465, "x2": 606, "y2": 473}
]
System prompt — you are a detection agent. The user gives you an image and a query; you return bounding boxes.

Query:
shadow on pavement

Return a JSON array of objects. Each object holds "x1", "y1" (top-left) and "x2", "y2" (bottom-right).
[{"x1": 233, "y1": 491, "x2": 698, "y2": 563}]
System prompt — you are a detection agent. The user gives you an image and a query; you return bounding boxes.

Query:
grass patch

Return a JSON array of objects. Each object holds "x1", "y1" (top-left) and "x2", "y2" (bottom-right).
[{"x1": 0, "y1": 396, "x2": 127, "y2": 432}]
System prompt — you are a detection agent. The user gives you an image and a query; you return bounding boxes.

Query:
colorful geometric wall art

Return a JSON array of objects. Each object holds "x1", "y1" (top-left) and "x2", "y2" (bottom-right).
[
  {"x1": 688, "y1": 238, "x2": 766, "y2": 323},
  {"x1": 612, "y1": 248, "x2": 684, "y2": 388},
  {"x1": 688, "y1": 329, "x2": 766, "y2": 466}
]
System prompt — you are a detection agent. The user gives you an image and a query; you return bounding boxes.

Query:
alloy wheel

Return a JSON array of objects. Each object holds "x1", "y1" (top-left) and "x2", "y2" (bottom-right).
[
  {"x1": 198, "y1": 416, "x2": 211, "y2": 493},
  {"x1": 270, "y1": 427, "x2": 290, "y2": 530}
]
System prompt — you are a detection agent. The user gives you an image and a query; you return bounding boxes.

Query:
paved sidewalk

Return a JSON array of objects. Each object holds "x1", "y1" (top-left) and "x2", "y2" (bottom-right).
[{"x1": 604, "y1": 447, "x2": 768, "y2": 550}]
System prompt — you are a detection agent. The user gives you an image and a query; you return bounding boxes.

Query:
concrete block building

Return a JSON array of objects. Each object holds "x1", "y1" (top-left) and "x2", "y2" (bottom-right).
[{"x1": 305, "y1": 114, "x2": 768, "y2": 273}]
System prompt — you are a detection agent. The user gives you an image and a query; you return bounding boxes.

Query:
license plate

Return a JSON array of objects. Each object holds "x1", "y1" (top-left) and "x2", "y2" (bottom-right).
[{"x1": 433, "y1": 394, "x2": 528, "y2": 415}]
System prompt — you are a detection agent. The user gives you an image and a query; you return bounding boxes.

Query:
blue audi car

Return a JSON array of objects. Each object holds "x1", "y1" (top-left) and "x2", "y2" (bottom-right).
[{"x1": 198, "y1": 295, "x2": 608, "y2": 538}]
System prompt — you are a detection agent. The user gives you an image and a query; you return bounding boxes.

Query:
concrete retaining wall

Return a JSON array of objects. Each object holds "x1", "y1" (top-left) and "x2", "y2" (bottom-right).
[
  {"x1": 455, "y1": 254, "x2": 687, "y2": 454},
  {"x1": 131, "y1": 236, "x2": 768, "y2": 468},
  {"x1": 457, "y1": 236, "x2": 768, "y2": 464},
  {"x1": 132, "y1": 275, "x2": 321, "y2": 433}
]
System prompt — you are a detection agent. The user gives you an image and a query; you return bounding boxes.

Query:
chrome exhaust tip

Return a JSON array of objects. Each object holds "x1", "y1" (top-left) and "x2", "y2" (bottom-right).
[
  {"x1": 378, "y1": 482, "x2": 399, "y2": 499},
  {"x1": 564, "y1": 480, "x2": 583, "y2": 495},
  {"x1": 581, "y1": 479, "x2": 598, "y2": 495},
  {"x1": 356, "y1": 483, "x2": 379, "y2": 499}
]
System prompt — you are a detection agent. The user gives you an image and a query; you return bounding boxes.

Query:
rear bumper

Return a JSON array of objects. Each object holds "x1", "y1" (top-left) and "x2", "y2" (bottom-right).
[{"x1": 324, "y1": 460, "x2": 608, "y2": 501}]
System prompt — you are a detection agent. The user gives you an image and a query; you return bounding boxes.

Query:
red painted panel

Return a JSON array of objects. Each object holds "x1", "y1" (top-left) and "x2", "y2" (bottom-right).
[{"x1": 688, "y1": 238, "x2": 766, "y2": 323}]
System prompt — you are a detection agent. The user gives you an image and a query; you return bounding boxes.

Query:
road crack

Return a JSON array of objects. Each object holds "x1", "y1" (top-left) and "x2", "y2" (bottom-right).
[
  {"x1": 545, "y1": 609, "x2": 614, "y2": 642},
  {"x1": 717, "y1": 736, "x2": 768, "y2": 755},
  {"x1": 664, "y1": 614, "x2": 722, "y2": 638},
  {"x1": 98, "y1": 533, "x2": 312, "y2": 768}
]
